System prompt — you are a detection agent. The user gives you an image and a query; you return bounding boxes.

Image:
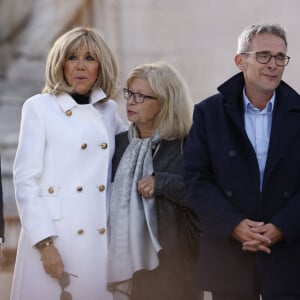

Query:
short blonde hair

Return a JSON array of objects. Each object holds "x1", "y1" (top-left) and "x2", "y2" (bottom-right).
[
  {"x1": 126, "y1": 62, "x2": 193, "y2": 140},
  {"x1": 42, "y1": 26, "x2": 118, "y2": 100}
]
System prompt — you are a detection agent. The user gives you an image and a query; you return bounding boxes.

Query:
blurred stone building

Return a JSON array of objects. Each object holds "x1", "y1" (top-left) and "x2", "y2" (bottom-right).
[{"x1": 1, "y1": 0, "x2": 300, "y2": 260}]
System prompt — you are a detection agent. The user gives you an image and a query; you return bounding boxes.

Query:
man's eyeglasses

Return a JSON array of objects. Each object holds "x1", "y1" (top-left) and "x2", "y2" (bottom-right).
[
  {"x1": 58, "y1": 272, "x2": 78, "y2": 300},
  {"x1": 123, "y1": 88, "x2": 157, "y2": 103},
  {"x1": 241, "y1": 51, "x2": 290, "y2": 66}
]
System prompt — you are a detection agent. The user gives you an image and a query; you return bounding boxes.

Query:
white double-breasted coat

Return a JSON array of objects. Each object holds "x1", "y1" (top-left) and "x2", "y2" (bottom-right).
[{"x1": 11, "y1": 89, "x2": 127, "y2": 300}]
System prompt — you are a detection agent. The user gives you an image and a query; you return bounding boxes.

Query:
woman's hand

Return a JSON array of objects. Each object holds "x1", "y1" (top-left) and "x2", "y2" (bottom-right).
[
  {"x1": 39, "y1": 244, "x2": 65, "y2": 278},
  {"x1": 137, "y1": 175, "x2": 155, "y2": 199}
]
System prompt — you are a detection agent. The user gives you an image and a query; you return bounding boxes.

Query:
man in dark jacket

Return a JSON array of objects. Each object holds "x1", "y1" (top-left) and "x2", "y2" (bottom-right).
[
  {"x1": 183, "y1": 23, "x2": 300, "y2": 300},
  {"x1": 0, "y1": 158, "x2": 5, "y2": 266}
]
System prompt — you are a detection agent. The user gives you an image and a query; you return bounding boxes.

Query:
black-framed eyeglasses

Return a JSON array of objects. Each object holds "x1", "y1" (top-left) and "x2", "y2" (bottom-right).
[
  {"x1": 58, "y1": 272, "x2": 78, "y2": 300},
  {"x1": 241, "y1": 51, "x2": 290, "y2": 66},
  {"x1": 123, "y1": 88, "x2": 157, "y2": 103}
]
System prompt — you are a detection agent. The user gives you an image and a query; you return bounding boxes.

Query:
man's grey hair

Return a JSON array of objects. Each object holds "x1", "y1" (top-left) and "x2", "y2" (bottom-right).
[{"x1": 237, "y1": 23, "x2": 287, "y2": 53}]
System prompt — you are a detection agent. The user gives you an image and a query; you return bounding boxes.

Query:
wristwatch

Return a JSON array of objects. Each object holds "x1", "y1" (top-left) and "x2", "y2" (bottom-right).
[{"x1": 35, "y1": 237, "x2": 54, "y2": 250}]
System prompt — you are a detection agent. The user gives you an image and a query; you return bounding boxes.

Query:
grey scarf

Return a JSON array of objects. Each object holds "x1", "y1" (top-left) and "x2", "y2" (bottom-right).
[{"x1": 107, "y1": 125, "x2": 162, "y2": 298}]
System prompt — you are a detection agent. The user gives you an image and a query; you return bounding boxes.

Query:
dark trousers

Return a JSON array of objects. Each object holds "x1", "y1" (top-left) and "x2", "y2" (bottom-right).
[{"x1": 212, "y1": 293, "x2": 300, "y2": 300}]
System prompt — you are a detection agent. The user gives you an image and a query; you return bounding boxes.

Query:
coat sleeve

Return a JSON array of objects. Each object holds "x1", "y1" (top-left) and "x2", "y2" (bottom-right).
[
  {"x1": 271, "y1": 191, "x2": 300, "y2": 243},
  {"x1": 153, "y1": 139, "x2": 187, "y2": 205},
  {"x1": 183, "y1": 103, "x2": 245, "y2": 241},
  {"x1": 154, "y1": 171, "x2": 186, "y2": 204},
  {"x1": 13, "y1": 98, "x2": 57, "y2": 246}
]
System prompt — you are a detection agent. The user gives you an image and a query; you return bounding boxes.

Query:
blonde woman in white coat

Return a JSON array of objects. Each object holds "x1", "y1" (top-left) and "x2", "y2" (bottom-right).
[{"x1": 11, "y1": 27, "x2": 127, "y2": 300}]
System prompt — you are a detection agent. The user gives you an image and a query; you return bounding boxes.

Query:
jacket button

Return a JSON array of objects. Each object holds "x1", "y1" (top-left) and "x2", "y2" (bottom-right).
[
  {"x1": 77, "y1": 229, "x2": 84, "y2": 235},
  {"x1": 100, "y1": 143, "x2": 108, "y2": 149},
  {"x1": 226, "y1": 190, "x2": 233, "y2": 197},
  {"x1": 48, "y1": 187, "x2": 54, "y2": 194},
  {"x1": 77, "y1": 186, "x2": 83, "y2": 192},
  {"x1": 283, "y1": 192, "x2": 290, "y2": 199},
  {"x1": 229, "y1": 150, "x2": 236, "y2": 158},
  {"x1": 81, "y1": 143, "x2": 87, "y2": 149},
  {"x1": 98, "y1": 185, "x2": 105, "y2": 192},
  {"x1": 98, "y1": 228, "x2": 105, "y2": 235},
  {"x1": 66, "y1": 110, "x2": 72, "y2": 116}
]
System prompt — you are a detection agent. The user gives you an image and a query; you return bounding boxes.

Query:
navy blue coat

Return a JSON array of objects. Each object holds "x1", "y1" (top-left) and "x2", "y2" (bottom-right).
[{"x1": 183, "y1": 72, "x2": 300, "y2": 296}]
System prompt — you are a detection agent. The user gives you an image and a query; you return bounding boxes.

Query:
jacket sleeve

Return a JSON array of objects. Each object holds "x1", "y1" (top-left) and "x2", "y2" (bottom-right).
[
  {"x1": 13, "y1": 98, "x2": 57, "y2": 246},
  {"x1": 271, "y1": 191, "x2": 300, "y2": 243},
  {"x1": 153, "y1": 139, "x2": 188, "y2": 205},
  {"x1": 183, "y1": 103, "x2": 245, "y2": 241},
  {"x1": 154, "y1": 171, "x2": 186, "y2": 204}
]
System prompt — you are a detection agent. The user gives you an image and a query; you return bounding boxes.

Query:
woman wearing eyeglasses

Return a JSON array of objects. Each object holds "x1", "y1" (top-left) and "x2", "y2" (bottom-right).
[{"x1": 107, "y1": 62, "x2": 202, "y2": 300}]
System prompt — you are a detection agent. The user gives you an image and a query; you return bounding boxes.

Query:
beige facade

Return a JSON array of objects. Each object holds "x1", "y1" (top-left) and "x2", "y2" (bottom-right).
[{"x1": 1, "y1": 0, "x2": 300, "y2": 247}]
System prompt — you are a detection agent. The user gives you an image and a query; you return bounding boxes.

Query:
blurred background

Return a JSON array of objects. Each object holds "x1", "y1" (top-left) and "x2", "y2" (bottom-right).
[{"x1": 1, "y1": 0, "x2": 300, "y2": 298}]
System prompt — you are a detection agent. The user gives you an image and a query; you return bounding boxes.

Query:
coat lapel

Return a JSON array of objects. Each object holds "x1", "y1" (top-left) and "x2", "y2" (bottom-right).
[
  {"x1": 263, "y1": 88, "x2": 300, "y2": 189},
  {"x1": 219, "y1": 73, "x2": 249, "y2": 142},
  {"x1": 224, "y1": 96, "x2": 261, "y2": 188}
]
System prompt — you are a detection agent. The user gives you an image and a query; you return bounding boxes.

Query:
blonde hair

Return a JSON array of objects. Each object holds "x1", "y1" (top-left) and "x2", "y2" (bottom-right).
[
  {"x1": 126, "y1": 62, "x2": 193, "y2": 140},
  {"x1": 42, "y1": 26, "x2": 118, "y2": 100}
]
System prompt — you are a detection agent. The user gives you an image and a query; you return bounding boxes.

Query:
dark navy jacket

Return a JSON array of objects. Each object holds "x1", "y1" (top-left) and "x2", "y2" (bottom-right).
[{"x1": 183, "y1": 72, "x2": 300, "y2": 296}]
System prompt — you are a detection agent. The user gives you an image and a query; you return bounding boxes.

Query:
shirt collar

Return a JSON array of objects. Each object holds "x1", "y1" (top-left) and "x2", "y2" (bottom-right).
[{"x1": 243, "y1": 87, "x2": 275, "y2": 114}]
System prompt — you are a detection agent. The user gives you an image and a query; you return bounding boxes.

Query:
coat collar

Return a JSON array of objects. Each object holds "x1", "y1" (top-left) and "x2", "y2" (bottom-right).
[
  {"x1": 219, "y1": 72, "x2": 300, "y2": 130},
  {"x1": 218, "y1": 72, "x2": 300, "y2": 112},
  {"x1": 56, "y1": 88, "x2": 107, "y2": 113},
  {"x1": 219, "y1": 72, "x2": 300, "y2": 191}
]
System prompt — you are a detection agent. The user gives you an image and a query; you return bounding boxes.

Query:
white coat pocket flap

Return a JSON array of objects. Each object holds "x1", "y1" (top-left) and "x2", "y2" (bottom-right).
[{"x1": 39, "y1": 185, "x2": 59, "y2": 196}]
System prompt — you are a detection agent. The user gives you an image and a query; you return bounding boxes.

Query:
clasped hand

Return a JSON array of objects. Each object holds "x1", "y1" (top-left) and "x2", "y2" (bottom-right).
[
  {"x1": 137, "y1": 175, "x2": 155, "y2": 199},
  {"x1": 232, "y1": 219, "x2": 283, "y2": 254}
]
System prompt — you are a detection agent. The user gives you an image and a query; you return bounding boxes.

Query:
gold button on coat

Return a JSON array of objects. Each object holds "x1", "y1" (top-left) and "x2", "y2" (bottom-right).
[
  {"x1": 98, "y1": 228, "x2": 105, "y2": 235},
  {"x1": 48, "y1": 187, "x2": 54, "y2": 194},
  {"x1": 77, "y1": 186, "x2": 83, "y2": 192},
  {"x1": 81, "y1": 143, "x2": 87, "y2": 149},
  {"x1": 66, "y1": 110, "x2": 72, "y2": 116},
  {"x1": 98, "y1": 185, "x2": 105, "y2": 192},
  {"x1": 77, "y1": 229, "x2": 84, "y2": 235},
  {"x1": 100, "y1": 143, "x2": 108, "y2": 149}
]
